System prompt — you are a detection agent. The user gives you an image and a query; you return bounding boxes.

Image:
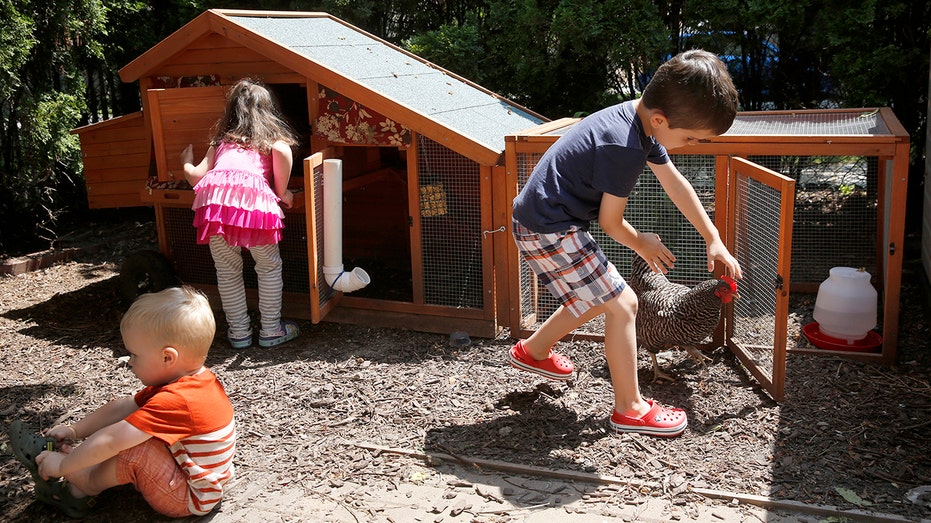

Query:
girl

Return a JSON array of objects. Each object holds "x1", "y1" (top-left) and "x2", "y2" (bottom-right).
[{"x1": 181, "y1": 78, "x2": 300, "y2": 349}]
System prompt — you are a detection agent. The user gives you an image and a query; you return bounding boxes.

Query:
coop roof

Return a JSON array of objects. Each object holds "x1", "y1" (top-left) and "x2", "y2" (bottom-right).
[
  {"x1": 516, "y1": 108, "x2": 907, "y2": 142},
  {"x1": 120, "y1": 9, "x2": 546, "y2": 165}
]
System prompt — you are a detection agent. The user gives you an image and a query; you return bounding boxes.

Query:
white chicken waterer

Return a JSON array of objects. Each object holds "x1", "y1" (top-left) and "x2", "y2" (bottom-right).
[{"x1": 810, "y1": 267, "x2": 879, "y2": 347}]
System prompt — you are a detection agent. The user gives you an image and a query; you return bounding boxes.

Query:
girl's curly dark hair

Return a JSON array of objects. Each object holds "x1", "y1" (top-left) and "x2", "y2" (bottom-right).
[{"x1": 210, "y1": 78, "x2": 297, "y2": 154}]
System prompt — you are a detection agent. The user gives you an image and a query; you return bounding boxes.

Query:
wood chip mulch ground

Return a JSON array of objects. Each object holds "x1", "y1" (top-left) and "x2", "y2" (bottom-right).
[{"x1": 1, "y1": 213, "x2": 929, "y2": 522}]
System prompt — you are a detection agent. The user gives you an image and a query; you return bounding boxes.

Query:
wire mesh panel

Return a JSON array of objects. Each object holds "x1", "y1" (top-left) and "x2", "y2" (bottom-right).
[
  {"x1": 727, "y1": 158, "x2": 795, "y2": 401},
  {"x1": 622, "y1": 155, "x2": 717, "y2": 283},
  {"x1": 516, "y1": 152, "x2": 543, "y2": 327},
  {"x1": 418, "y1": 136, "x2": 484, "y2": 309},
  {"x1": 726, "y1": 110, "x2": 889, "y2": 136},
  {"x1": 730, "y1": 178, "x2": 782, "y2": 381},
  {"x1": 163, "y1": 207, "x2": 215, "y2": 285},
  {"x1": 309, "y1": 163, "x2": 332, "y2": 313},
  {"x1": 746, "y1": 155, "x2": 877, "y2": 286},
  {"x1": 161, "y1": 205, "x2": 310, "y2": 294}
]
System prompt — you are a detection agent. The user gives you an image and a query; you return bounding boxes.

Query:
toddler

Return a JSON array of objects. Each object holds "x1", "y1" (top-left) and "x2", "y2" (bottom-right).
[{"x1": 11, "y1": 286, "x2": 235, "y2": 517}]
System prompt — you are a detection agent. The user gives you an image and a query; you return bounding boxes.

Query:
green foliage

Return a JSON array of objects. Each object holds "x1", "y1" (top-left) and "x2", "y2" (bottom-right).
[
  {"x1": 0, "y1": 0, "x2": 107, "y2": 251},
  {"x1": 405, "y1": 20, "x2": 488, "y2": 86},
  {"x1": 307, "y1": 0, "x2": 478, "y2": 41},
  {"x1": 473, "y1": 0, "x2": 668, "y2": 116},
  {"x1": 0, "y1": 5, "x2": 34, "y2": 103},
  {"x1": 838, "y1": 184, "x2": 856, "y2": 197}
]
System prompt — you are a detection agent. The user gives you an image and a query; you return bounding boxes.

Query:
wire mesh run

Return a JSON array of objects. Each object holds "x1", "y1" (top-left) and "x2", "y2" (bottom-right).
[
  {"x1": 517, "y1": 151, "x2": 880, "y2": 337},
  {"x1": 418, "y1": 136, "x2": 484, "y2": 309},
  {"x1": 515, "y1": 153, "x2": 716, "y2": 336}
]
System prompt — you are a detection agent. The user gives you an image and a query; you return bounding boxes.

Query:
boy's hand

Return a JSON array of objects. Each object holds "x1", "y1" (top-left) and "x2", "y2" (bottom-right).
[
  {"x1": 35, "y1": 450, "x2": 65, "y2": 480},
  {"x1": 636, "y1": 232, "x2": 676, "y2": 274},
  {"x1": 707, "y1": 240, "x2": 743, "y2": 278}
]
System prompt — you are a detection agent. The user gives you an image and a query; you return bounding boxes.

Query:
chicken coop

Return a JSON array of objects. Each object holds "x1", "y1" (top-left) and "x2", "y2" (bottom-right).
[
  {"x1": 505, "y1": 109, "x2": 910, "y2": 401},
  {"x1": 71, "y1": 9, "x2": 547, "y2": 338}
]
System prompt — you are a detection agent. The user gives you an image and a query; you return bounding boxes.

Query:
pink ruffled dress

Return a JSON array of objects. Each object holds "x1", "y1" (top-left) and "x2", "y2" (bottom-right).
[{"x1": 191, "y1": 142, "x2": 284, "y2": 248}]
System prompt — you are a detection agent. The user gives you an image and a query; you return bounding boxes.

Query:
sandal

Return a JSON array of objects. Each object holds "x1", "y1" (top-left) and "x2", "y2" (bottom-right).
[
  {"x1": 8, "y1": 420, "x2": 56, "y2": 486},
  {"x1": 35, "y1": 479, "x2": 96, "y2": 519},
  {"x1": 258, "y1": 320, "x2": 300, "y2": 348},
  {"x1": 509, "y1": 340, "x2": 574, "y2": 380},
  {"x1": 610, "y1": 400, "x2": 688, "y2": 437}
]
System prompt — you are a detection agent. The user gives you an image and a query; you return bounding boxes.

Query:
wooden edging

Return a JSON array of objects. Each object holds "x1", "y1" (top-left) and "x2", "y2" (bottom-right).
[
  {"x1": 353, "y1": 442, "x2": 658, "y2": 489},
  {"x1": 0, "y1": 247, "x2": 86, "y2": 276},
  {"x1": 355, "y1": 442, "x2": 920, "y2": 523}
]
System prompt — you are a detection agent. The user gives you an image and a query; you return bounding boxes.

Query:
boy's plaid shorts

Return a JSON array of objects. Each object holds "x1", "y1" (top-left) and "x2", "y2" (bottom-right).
[{"x1": 512, "y1": 219, "x2": 626, "y2": 318}]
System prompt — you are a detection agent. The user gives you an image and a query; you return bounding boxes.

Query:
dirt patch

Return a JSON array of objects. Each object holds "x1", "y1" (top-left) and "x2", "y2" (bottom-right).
[{"x1": 1, "y1": 211, "x2": 929, "y2": 522}]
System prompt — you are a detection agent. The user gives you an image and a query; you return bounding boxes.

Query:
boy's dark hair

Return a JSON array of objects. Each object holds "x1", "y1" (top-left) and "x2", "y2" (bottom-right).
[{"x1": 641, "y1": 50, "x2": 739, "y2": 135}]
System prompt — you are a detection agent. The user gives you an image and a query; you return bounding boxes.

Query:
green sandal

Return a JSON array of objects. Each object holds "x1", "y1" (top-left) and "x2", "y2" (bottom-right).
[
  {"x1": 8, "y1": 420, "x2": 55, "y2": 487},
  {"x1": 35, "y1": 479, "x2": 96, "y2": 519}
]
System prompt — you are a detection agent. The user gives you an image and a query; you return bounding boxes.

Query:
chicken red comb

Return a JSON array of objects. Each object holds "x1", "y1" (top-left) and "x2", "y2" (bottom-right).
[{"x1": 720, "y1": 274, "x2": 738, "y2": 291}]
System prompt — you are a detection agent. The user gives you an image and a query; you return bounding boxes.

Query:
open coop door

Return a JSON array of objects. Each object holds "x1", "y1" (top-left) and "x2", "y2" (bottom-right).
[
  {"x1": 304, "y1": 148, "x2": 373, "y2": 323},
  {"x1": 304, "y1": 150, "x2": 335, "y2": 323},
  {"x1": 145, "y1": 85, "x2": 228, "y2": 259},
  {"x1": 147, "y1": 86, "x2": 228, "y2": 183},
  {"x1": 724, "y1": 157, "x2": 796, "y2": 402}
]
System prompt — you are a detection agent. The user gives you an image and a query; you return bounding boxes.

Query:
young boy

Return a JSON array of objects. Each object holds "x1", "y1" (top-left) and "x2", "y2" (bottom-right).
[
  {"x1": 510, "y1": 49, "x2": 743, "y2": 437},
  {"x1": 15, "y1": 286, "x2": 235, "y2": 517}
]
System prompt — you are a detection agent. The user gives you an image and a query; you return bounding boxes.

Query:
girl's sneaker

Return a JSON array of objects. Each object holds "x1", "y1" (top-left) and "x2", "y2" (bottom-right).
[
  {"x1": 228, "y1": 331, "x2": 253, "y2": 349},
  {"x1": 259, "y1": 320, "x2": 300, "y2": 348}
]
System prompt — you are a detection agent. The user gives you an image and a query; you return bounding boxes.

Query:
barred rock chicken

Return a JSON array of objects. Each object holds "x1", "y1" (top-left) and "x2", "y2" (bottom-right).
[{"x1": 628, "y1": 256, "x2": 739, "y2": 382}]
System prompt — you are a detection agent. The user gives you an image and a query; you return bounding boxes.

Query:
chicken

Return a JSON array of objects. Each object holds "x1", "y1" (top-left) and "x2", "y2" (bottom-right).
[{"x1": 628, "y1": 256, "x2": 739, "y2": 382}]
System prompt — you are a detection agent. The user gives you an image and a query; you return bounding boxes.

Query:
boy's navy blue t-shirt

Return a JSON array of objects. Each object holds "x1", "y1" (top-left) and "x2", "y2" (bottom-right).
[{"x1": 512, "y1": 100, "x2": 669, "y2": 233}]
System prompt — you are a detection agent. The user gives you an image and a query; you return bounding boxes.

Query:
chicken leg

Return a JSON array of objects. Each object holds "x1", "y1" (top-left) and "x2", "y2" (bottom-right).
[
  {"x1": 649, "y1": 352, "x2": 676, "y2": 383},
  {"x1": 685, "y1": 346, "x2": 713, "y2": 366}
]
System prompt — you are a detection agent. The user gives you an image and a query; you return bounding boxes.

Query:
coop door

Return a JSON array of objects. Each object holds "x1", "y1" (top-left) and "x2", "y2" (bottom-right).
[
  {"x1": 146, "y1": 86, "x2": 228, "y2": 182},
  {"x1": 725, "y1": 157, "x2": 796, "y2": 402},
  {"x1": 303, "y1": 149, "x2": 341, "y2": 324}
]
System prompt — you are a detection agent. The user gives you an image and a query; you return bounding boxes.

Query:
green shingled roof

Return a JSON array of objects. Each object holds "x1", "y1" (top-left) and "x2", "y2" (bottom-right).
[{"x1": 228, "y1": 13, "x2": 546, "y2": 154}]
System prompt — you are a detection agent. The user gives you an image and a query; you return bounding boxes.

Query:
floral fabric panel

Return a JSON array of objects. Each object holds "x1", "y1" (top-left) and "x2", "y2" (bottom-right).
[{"x1": 315, "y1": 87, "x2": 411, "y2": 147}]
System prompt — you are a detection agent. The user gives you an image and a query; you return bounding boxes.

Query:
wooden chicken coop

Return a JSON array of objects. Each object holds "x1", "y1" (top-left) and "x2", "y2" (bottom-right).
[
  {"x1": 71, "y1": 9, "x2": 547, "y2": 338},
  {"x1": 505, "y1": 109, "x2": 909, "y2": 401}
]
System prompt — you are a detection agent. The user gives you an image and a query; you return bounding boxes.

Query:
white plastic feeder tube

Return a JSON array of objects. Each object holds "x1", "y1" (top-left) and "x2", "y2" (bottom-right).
[{"x1": 322, "y1": 159, "x2": 370, "y2": 293}]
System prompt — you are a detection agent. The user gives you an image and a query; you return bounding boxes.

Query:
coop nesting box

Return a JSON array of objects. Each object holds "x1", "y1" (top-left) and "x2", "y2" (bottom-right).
[
  {"x1": 505, "y1": 108, "x2": 909, "y2": 401},
  {"x1": 70, "y1": 9, "x2": 547, "y2": 337}
]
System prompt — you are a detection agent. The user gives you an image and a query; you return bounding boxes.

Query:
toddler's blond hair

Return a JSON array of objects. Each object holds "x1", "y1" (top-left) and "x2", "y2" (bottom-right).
[{"x1": 121, "y1": 286, "x2": 216, "y2": 362}]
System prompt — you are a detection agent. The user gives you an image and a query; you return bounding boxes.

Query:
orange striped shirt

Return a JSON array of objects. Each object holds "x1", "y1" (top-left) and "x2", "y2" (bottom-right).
[{"x1": 125, "y1": 368, "x2": 236, "y2": 516}]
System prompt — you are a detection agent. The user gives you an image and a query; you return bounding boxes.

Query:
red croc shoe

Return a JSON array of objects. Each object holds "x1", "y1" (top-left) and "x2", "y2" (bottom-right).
[
  {"x1": 509, "y1": 340, "x2": 574, "y2": 381},
  {"x1": 610, "y1": 400, "x2": 688, "y2": 437}
]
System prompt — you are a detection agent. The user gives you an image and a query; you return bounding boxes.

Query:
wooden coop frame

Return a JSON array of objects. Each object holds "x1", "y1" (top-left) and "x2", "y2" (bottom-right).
[
  {"x1": 505, "y1": 108, "x2": 909, "y2": 401},
  {"x1": 71, "y1": 9, "x2": 548, "y2": 338}
]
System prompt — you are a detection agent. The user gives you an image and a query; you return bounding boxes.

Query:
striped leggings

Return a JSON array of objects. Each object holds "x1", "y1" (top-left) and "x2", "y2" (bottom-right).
[{"x1": 209, "y1": 235, "x2": 283, "y2": 338}]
